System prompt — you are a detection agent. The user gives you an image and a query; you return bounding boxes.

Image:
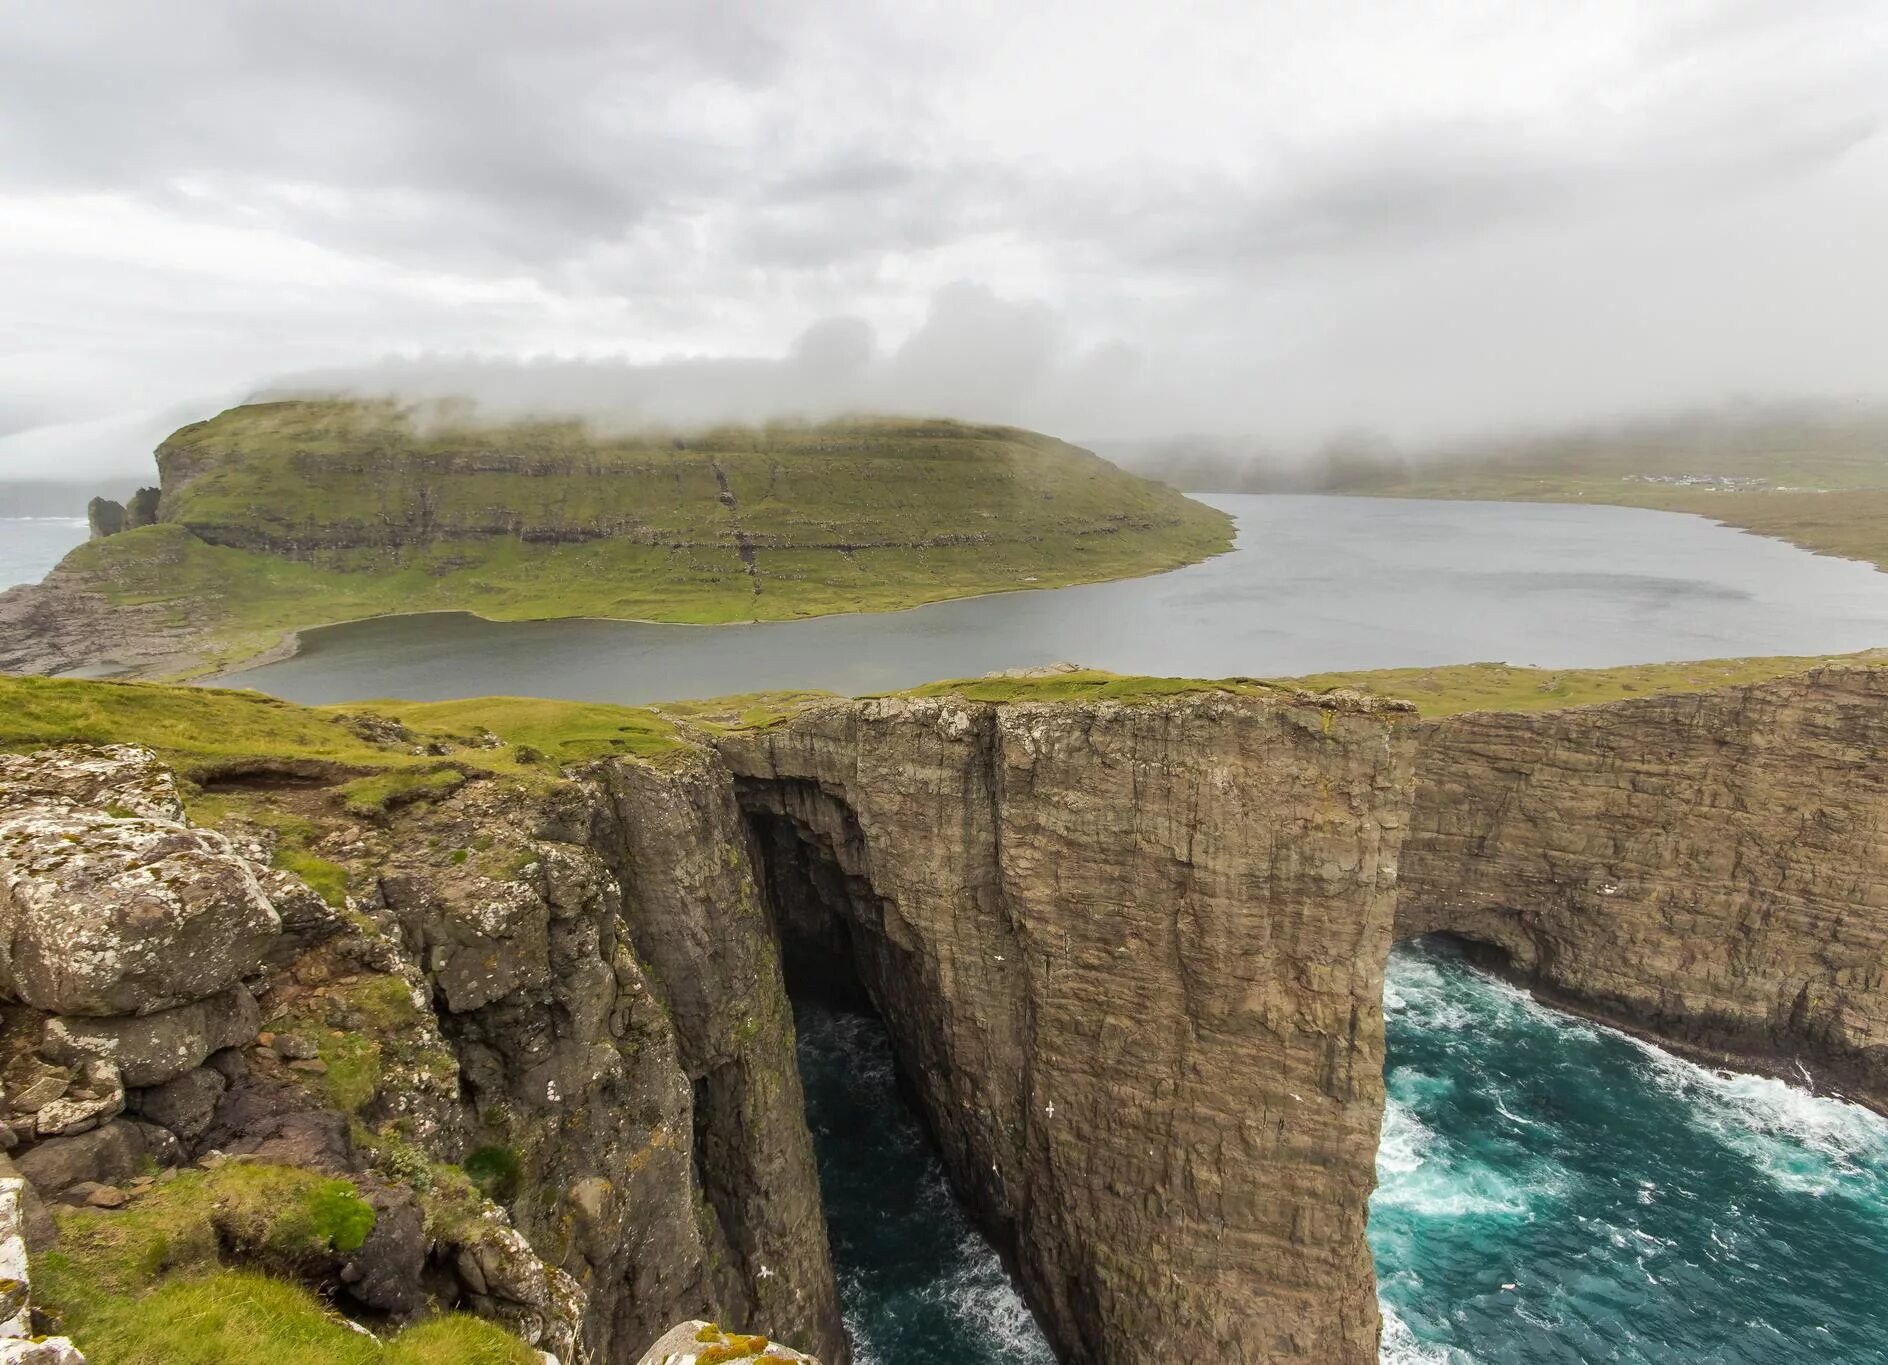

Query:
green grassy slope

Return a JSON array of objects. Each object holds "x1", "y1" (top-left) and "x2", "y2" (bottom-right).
[
  {"x1": 41, "y1": 401, "x2": 1230, "y2": 678},
  {"x1": 1307, "y1": 409, "x2": 1888, "y2": 573}
]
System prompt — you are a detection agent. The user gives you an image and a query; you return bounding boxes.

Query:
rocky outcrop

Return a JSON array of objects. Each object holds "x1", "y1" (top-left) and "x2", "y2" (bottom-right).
[
  {"x1": 377, "y1": 762, "x2": 845, "y2": 1363},
  {"x1": 636, "y1": 1320, "x2": 820, "y2": 1363},
  {"x1": 1397, "y1": 662, "x2": 1888, "y2": 1108},
  {"x1": 716, "y1": 690, "x2": 1416, "y2": 1365},
  {"x1": 0, "y1": 1175, "x2": 82, "y2": 1363},
  {"x1": 0, "y1": 746, "x2": 283, "y2": 1016}
]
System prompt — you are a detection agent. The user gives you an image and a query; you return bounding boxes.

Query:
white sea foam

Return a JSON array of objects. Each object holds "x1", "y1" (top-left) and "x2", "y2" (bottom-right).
[
  {"x1": 1624, "y1": 1032, "x2": 1888, "y2": 1198},
  {"x1": 1377, "y1": 1097, "x2": 1430, "y2": 1178},
  {"x1": 924, "y1": 1231, "x2": 1056, "y2": 1361},
  {"x1": 1379, "y1": 1299, "x2": 1480, "y2": 1364}
]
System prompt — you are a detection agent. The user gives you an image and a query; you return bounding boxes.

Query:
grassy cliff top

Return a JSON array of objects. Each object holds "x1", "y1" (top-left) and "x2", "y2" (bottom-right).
[
  {"x1": 35, "y1": 400, "x2": 1231, "y2": 680},
  {"x1": 5, "y1": 654, "x2": 1878, "y2": 785},
  {"x1": 154, "y1": 400, "x2": 1225, "y2": 549}
]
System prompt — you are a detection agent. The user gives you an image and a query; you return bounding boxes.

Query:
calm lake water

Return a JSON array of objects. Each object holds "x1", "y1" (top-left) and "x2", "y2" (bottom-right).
[{"x1": 230, "y1": 494, "x2": 1888, "y2": 704}]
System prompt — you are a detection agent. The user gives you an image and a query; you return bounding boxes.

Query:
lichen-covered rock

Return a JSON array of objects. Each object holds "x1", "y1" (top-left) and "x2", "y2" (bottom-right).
[
  {"x1": 635, "y1": 1320, "x2": 819, "y2": 1364},
  {"x1": 0, "y1": 747, "x2": 181, "y2": 824},
  {"x1": 42, "y1": 985, "x2": 260, "y2": 1088},
  {"x1": 0, "y1": 748, "x2": 282, "y2": 1016},
  {"x1": 0, "y1": 1340, "x2": 86, "y2": 1364},
  {"x1": 0, "y1": 1172, "x2": 85, "y2": 1363},
  {"x1": 29, "y1": 1061, "x2": 122, "y2": 1138}
]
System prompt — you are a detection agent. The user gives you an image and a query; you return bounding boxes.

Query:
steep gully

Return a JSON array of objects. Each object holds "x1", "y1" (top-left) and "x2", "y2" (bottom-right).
[
  {"x1": 700, "y1": 665, "x2": 1888, "y2": 1362},
  {"x1": 5, "y1": 667, "x2": 1885, "y2": 1363}
]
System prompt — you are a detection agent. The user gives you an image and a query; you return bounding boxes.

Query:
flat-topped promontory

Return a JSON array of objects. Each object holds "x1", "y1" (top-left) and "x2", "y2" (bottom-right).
[{"x1": 0, "y1": 400, "x2": 1231, "y2": 680}]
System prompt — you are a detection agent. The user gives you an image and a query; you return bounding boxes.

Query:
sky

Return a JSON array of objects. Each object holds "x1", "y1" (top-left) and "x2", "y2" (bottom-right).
[{"x1": 3, "y1": 0, "x2": 1887, "y2": 476}]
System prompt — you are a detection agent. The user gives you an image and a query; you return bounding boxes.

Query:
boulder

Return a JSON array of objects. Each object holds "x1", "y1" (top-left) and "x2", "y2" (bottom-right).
[
  {"x1": 0, "y1": 1176, "x2": 30, "y2": 1336},
  {"x1": 0, "y1": 746, "x2": 182, "y2": 823},
  {"x1": 42, "y1": 985, "x2": 261, "y2": 1087},
  {"x1": 0, "y1": 1339, "x2": 85, "y2": 1363},
  {"x1": 133, "y1": 1067, "x2": 226, "y2": 1144},
  {"x1": 0, "y1": 1158, "x2": 55, "y2": 1252},
  {"x1": 31, "y1": 1061, "x2": 124, "y2": 1138},
  {"x1": 339, "y1": 1190, "x2": 426, "y2": 1317},
  {"x1": 14, "y1": 1119, "x2": 146, "y2": 1196},
  {"x1": 0, "y1": 757, "x2": 281, "y2": 1015},
  {"x1": 634, "y1": 1322, "x2": 819, "y2": 1364}
]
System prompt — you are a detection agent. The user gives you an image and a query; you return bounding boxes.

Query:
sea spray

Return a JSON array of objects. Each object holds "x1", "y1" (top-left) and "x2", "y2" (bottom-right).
[
  {"x1": 1373, "y1": 940, "x2": 1888, "y2": 1363},
  {"x1": 793, "y1": 1001, "x2": 1055, "y2": 1365}
]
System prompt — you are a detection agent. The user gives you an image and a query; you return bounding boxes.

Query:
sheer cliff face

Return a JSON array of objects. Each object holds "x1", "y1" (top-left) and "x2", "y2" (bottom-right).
[
  {"x1": 377, "y1": 756, "x2": 850, "y2": 1364},
  {"x1": 716, "y1": 692, "x2": 1417, "y2": 1365},
  {"x1": 1399, "y1": 664, "x2": 1888, "y2": 1107}
]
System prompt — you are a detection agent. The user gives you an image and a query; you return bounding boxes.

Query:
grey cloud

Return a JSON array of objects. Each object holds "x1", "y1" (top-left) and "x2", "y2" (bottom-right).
[{"x1": 3, "y1": 0, "x2": 1887, "y2": 474}]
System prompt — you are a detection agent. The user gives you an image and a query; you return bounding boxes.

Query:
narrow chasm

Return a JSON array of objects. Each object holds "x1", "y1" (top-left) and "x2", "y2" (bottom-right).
[{"x1": 742, "y1": 798, "x2": 1057, "y2": 1365}]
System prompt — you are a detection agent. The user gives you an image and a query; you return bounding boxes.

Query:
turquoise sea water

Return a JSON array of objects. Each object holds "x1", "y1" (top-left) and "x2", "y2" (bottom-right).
[
  {"x1": 1374, "y1": 941, "x2": 1888, "y2": 1365},
  {"x1": 795, "y1": 945, "x2": 1888, "y2": 1364}
]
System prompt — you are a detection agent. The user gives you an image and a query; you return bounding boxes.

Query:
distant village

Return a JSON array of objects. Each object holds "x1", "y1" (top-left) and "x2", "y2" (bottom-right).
[{"x1": 1623, "y1": 473, "x2": 1771, "y2": 491}]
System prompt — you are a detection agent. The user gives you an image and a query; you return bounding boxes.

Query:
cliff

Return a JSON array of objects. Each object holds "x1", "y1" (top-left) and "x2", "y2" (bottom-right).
[
  {"x1": 0, "y1": 400, "x2": 1231, "y2": 680},
  {"x1": 714, "y1": 689, "x2": 1416, "y2": 1364},
  {"x1": 1397, "y1": 662, "x2": 1888, "y2": 1109},
  {"x1": 8, "y1": 660, "x2": 1888, "y2": 1362}
]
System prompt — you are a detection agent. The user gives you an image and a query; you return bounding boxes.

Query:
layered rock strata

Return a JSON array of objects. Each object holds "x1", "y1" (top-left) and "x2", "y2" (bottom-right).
[
  {"x1": 1397, "y1": 662, "x2": 1888, "y2": 1108},
  {"x1": 716, "y1": 691, "x2": 1416, "y2": 1365}
]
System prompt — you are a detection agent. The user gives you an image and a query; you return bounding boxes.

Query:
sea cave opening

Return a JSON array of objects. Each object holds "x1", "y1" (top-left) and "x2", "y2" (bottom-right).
[{"x1": 739, "y1": 789, "x2": 1058, "y2": 1365}]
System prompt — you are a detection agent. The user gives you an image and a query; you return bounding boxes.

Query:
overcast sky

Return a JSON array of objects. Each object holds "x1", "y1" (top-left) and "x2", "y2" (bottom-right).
[{"x1": 4, "y1": 0, "x2": 1887, "y2": 475}]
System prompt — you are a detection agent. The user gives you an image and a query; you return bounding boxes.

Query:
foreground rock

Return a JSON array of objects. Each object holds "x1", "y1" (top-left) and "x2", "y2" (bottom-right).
[
  {"x1": 0, "y1": 747, "x2": 282, "y2": 1015},
  {"x1": 0, "y1": 1175, "x2": 83, "y2": 1362},
  {"x1": 636, "y1": 1320, "x2": 819, "y2": 1364}
]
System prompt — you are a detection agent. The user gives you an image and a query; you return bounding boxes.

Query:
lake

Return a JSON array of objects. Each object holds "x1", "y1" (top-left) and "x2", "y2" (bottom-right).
[{"x1": 228, "y1": 494, "x2": 1888, "y2": 704}]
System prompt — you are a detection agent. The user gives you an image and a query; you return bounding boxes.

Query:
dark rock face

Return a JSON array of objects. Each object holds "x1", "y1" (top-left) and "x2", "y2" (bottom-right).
[
  {"x1": 124, "y1": 487, "x2": 161, "y2": 530},
  {"x1": 375, "y1": 763, "x2": 848, "y2": 1365},
  {"x1": 84, "y1": 498, "x2": 124, "y2": 540},
  {"x1": 1397, "y1": 663, "x2": 1888, "y2": 1108},
  {"x1": 716, "y1": 692, "x2": 1416, "y2": 1365}
]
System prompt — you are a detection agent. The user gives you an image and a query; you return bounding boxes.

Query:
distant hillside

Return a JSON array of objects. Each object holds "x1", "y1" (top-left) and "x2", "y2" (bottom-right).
[
  {"x1": 0, "y1": 400, "x2": 1231, "y2": 679},
  {"x1": 1117, "y1": 404, "x2": 1888, "y2": 574}
]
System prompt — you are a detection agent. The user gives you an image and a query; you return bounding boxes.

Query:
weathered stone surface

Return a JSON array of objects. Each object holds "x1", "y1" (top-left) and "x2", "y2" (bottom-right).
[
  {"x1": 716, "y1": 690, "x2": 1415, "y2": 1365},
  {"x1": 598, "y1": 756, "x2": 846, "y2": 1364},
  {"x1": 635, "y1": 1320, "x2": 819, "y2": 1364},
  {"x1": 0, "y1": 746, "x2": 182, "y2": 823},
  {"x1": 134, "y1": 1066, "x2": 227, "y2": 1143},
  {"x1": 13, "y1": 1119, "x2": 146, "y2": 1196},
  {"x1": 0, "y1": 1158, "x2": 55, "y2": 1253},
  {"x1": 0, "y1": 1339, "x2": 85, "y2": 1364},
  {"x1": 31, "y1": 1060, "x2": 123, "y2": 1138},
  {"x1": 385, "y1": 771, "x2": 847, "y2": 1365},
  {"x1": 42, "y1": 985, "x2": 260, "y2": 1087},
  {"x1": 0, "y1": 748, "x2": 281, "y2": 1016},
  {"x1": 0, "y1": 1176, "x2": 31, "y2": 1336},
  {"x1": 1398, "y1": 663, "x2": 1888, "y2": 1108}
]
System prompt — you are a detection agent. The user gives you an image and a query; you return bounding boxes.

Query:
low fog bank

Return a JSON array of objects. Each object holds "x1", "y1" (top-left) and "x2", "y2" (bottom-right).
[{"x1": 1099, "y1": 399, "x2": 1888, "y2": 494}]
